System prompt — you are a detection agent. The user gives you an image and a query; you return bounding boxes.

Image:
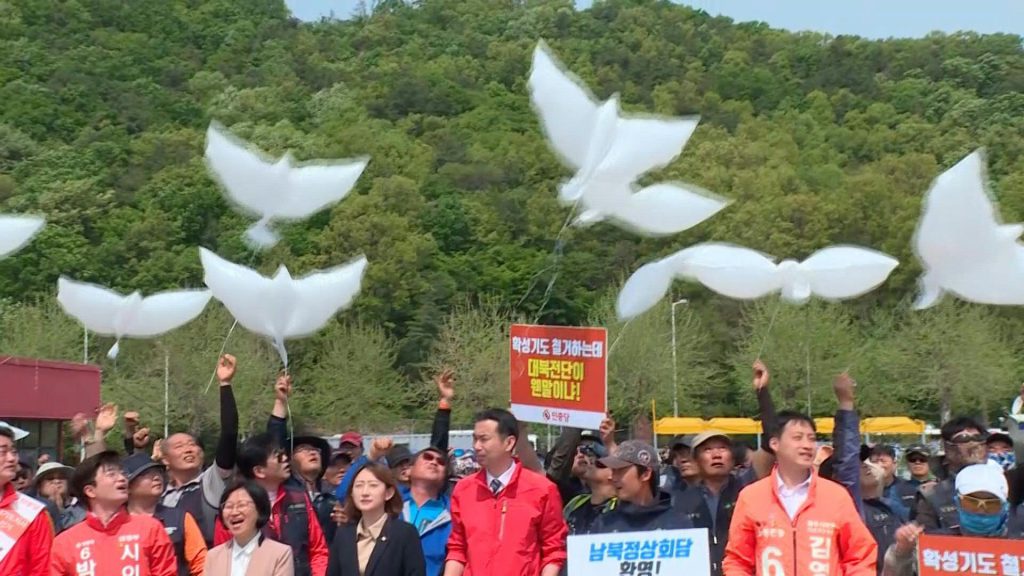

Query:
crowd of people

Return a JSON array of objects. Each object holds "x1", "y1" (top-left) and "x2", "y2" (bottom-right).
[{"x1": 1, "y1": 354, "x2": 1022, "y2": 576}]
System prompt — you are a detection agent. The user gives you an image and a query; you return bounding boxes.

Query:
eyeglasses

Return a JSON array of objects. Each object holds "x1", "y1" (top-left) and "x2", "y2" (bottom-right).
[
  {"x1": 420, "y1": 452, "x2": 446, "y2": 465},
  {"x1": 223, "y1": 501, "x2": 255, "y2": 513},
  {"x1": 272, "y1": 450, "x2": 289, "y2": 463},
  {"x1": 0, "y1": 447, "x2": 18, "y2": 459},
  {"x1": 959, "y1": 493, "x2": 1004, "y2": 515}
]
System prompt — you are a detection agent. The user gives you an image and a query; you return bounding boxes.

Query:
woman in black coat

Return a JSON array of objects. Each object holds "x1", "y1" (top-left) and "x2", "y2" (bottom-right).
[{"x1": 327, "y1": 463, "x2": 425, "y2": 576}]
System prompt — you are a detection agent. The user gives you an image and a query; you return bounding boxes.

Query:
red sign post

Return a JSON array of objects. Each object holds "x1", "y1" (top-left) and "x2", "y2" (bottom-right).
[{"x1": 509, "y1": 324, "x2": 607, "y2": 429}]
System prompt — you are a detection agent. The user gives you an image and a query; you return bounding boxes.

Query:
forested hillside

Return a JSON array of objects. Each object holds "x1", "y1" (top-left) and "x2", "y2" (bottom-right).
[{"x1": 2, "y1": 0, "x2": 1023, "y2": 435}]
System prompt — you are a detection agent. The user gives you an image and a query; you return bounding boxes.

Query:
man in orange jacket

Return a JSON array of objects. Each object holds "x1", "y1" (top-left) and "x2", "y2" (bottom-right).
[
  {"x1": 51, "y1": 451, "x2": 178, "y2": 576},
  {"x1": 723, "y1": 410, "x2": 877, "y2": 576},
  {"x1": 0, "y1": 424, "x2": 53, "y2": 576}
]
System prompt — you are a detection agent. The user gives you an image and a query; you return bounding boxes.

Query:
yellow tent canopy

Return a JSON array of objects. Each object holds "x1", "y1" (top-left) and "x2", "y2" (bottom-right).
[
  {"x1": 707, "y1": 418, "x2": 762, "y2": 435},
  {"x1": 652, "y1": 417, "x2": 707, "y2": 435}
]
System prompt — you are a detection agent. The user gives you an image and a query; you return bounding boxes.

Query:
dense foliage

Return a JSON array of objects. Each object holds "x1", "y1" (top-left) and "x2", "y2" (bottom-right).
[{"x1": 2, "y1": 0, "x2": 1023, "y2": 434}]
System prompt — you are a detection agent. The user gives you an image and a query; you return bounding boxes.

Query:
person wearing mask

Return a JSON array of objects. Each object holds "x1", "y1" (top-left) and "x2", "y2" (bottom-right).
[
  {"x1": 913, "y1": 416, "x2": 989, "y2": 530},
  {"x1": 723, "y1": 411, "x2": 877, "y2": 576},
  {"x1": 124, "y1": 452, "x2": 208, "y2": 576},
  {"x1": 217, "y1": 433, "x2": 329, "y2": 576},
  {"x1": 403, "y1": 447, "x2": 452, "y2": 576},
  {"x1": 161, "y1": 354, "x2": 240, "y2": 547},
  {"x1": 267, "y1": 374, "x2": 341, "y2": 546},
  {"x1": 883, "y1": 463, "x2": 1020, "y2": 576},
  {"x1": 593, "y1": 440, "x2": 692, "y2": 533},
  {"x1": 0, "y1": 425, "x2": 52, "y2": 576},
  {"x1": 328, "y1": 464, "x2": 425, "y2": 576},
  {"x1": 51, "y1": 451, "x2": 178, "y2": 575},
  {"x1": 986, "y1": 432, "x2": 1016, "y2": 471},
  {"x1": 205, "y1": 480, "x2": 294, "y2": 576},
  {"x1": 869, "y1": 445, "x2": 912, "y2": 522},
  {"x1": 443, "y1": 408, "x2": 567, "y2": 576},
  {"x1": 564, "y1": 440, "x2": 616, "y2": 535}
]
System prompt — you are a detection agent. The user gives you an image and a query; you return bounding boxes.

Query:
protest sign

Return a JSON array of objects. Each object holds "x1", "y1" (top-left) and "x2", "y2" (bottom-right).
[
  {"x1": 509, "y1": 324, "x2": 607, "y2": 429},
  {"x1": 918, "y1": 534, "x2": 1024, "y2": 575},
  {"x1": 567, "y1": 529, "x2": 710, "y2": 576}
]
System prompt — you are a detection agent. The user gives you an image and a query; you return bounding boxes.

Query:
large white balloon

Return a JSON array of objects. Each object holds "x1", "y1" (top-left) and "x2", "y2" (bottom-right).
[
  {"x1": 913, "y1": 149, "x2": 1024, "y2": 309},
  {"x1": 0, "y1": 215, "x2": 44, "y2": 257},
  {"x1": 528, "y1": 41, "x2": 728, "y2": 236},
  {"x1": 204, "y1": 123, "x2": 369, "y2": 249},
  {"x1": 199, "y1": 247, "x2": 367, "y2": 366},
  {"x1": 617, "y1": 243, "x2": 898, "y2": 320},
  {"x1": 57, "y1": 278, "x2": 212, "y2": 358}
]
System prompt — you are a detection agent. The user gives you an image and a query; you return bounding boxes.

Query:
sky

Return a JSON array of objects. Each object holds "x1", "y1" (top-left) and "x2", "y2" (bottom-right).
[{"x1": 284, "y1": 0, "x2": 1024, "y2": 39}]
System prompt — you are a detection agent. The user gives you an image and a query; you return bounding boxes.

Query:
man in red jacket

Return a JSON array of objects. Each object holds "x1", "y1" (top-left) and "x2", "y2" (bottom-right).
[
  {"x1": 444, "y1": 408, "x2": 567, "y2": 576},
  {"x1": 0, "y1": 424, "x2": 53, "y2": 576},
  {"x1": 50, "y1": 451, "x2": 177, "y2": 576}
]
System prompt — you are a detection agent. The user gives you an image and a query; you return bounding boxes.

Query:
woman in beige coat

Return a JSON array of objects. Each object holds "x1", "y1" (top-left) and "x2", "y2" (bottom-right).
[{"x1": 204, "y1": 480, "x2": 294, "y2": 576}]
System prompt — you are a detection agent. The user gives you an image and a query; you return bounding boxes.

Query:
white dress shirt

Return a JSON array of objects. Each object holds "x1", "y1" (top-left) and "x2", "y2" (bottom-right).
[
  {"x1": 487, "y1": 462, "x2": 517, "y2": 494},
  {"x1": 231, "y1": 535, "x2": 260, "y2": 576},
  {"x1": 776, "y1": 472, "x2": 812, "y2": 520}
]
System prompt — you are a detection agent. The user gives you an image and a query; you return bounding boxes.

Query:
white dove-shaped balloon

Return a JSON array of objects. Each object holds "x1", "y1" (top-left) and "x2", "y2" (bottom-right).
[
  {"x1": 1, "y1": 215, "x2": 45, "y2": 257},
  {"x1": 617, "y1": 243, "x2": 898, "y2": 320},
  {"x1": 914, "y1": 149, "x2": 1024, "y2": 309},
  {"x1": 528, "y1": 41, "x2": 729, "y2": 236},
  {"x1": 57, "y1": 278, "x2": 213, "y2": 359},
  {"x1": 199, "y1": 247, "x2": 367, "y2": 366},
  {"x1": 204, "y1": 123, "x2": 369, "y2": 249}
]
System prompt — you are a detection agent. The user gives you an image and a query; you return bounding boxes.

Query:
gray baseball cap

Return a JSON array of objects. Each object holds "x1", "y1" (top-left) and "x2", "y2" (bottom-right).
[{"x1": 598, "y1": 440, "x2": 659, "y2": 470}]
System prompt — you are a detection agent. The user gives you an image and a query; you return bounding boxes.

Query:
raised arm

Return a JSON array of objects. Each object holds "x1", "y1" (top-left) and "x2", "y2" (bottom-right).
[
  {"x1": 832, "y1": 372, "x2": 863, "y2": 515},
  {"x1": 267, "y1": 374, "x2": 292, "y2": 449},
  {"x1": 215, "y1": 354, "x2": 239, "y2": 476},
  {"x1": 430, "y1": 368, "x2": 454, "y2": 453},
  {"x1": 750, "y1": 360, "x2": 776, "y2": 480}
]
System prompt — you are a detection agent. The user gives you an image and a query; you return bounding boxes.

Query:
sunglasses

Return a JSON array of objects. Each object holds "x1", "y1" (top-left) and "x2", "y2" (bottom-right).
[
  {"x1": 420, "y1": 452, "x2": 447, "y2": 465},
  {"x1": 907, "y1": 457, "x2": 929, "y2": 464},
  {"x1": 949, "y1": 434, "x2": 986, "y2": 444},
  {"x1": 452, "y1": 449, "x2": 474, "y2": 459},
  {"x1": 959, "y1": 493, "x2": 1004, "y2": 515}
]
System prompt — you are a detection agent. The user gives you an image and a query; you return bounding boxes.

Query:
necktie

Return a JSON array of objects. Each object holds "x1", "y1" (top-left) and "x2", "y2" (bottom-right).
[{"x1": 490, "y1": 478, "x2": 502, "y2": 495}]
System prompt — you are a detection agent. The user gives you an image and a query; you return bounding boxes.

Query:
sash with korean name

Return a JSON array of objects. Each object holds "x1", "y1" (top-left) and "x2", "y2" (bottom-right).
[{"x1": 0, "y1": 493, "x2": 46, "y2": 564}]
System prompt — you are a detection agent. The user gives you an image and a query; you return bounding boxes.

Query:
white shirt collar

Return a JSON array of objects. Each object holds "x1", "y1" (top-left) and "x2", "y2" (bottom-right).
[
  {"x1": 486, "y1": 462, "x2": 517, "y2": 492},
  {"x1": 776, "y1": 471, "x2": 812, "y2": 493},
  {"x1": 232, "y1": 535, "x2": 259, "y2": 559}
]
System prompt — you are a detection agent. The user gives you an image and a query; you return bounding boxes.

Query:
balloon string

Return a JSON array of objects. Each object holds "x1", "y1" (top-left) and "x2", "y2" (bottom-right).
[
  {"x1": 804, "y1": 308, "x2": 812, "y2": 417},
  {"x1": 204, "y1": 248, "x2": 260, "y2": 394},
  {"x1": 754, "y1": 298, "x2": 783, "y2": 360},
  {"x1": 607, "y1": 317, "x2": 635, "y2": 359},
  {"x1": 516, "y1": 199, "x2": 580, "y2": 318}
]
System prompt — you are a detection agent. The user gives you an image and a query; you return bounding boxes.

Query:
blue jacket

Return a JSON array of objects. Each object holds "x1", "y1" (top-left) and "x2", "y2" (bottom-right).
[{"x1": 401, "y1": 493, "x2": 451, "y2": 576}]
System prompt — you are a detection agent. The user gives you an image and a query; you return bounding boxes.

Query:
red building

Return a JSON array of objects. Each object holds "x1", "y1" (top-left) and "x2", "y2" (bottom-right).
[{"x1": 0, "y1": 356, "x2": 101, "y2": 461}]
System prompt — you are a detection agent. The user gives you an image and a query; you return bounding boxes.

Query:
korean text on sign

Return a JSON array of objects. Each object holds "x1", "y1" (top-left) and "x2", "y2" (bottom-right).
[
  {"x1": 918, "y1": 534, "x2": 1024, "y2": 576},
  {"x1": 510, "y1": 324, "x2": 608, "y2": 429},
  {"x1": 567, "y1": 529, "x2": 710, "y2": 576}
]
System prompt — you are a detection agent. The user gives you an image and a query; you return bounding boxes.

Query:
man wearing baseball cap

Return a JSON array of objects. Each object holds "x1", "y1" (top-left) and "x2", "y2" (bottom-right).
[
  {"x1": 124, "y1": 452, "x2": 208, "y2": 576},
  {"x1": 676, "y1": 431, "x2": 757, "y2": 575},
  {"x1": 885, "y1": 462, "x2": 1021, "y2": 576},
  {"x1": 593, "y1": 440, "x2": 693, "y2": 532},
  {"x1": 403, "y1": 445, "x2": 452, "y2": 576},
  {"x1": 897, "y1": 445, "x2": 934, "y2": 512}
]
